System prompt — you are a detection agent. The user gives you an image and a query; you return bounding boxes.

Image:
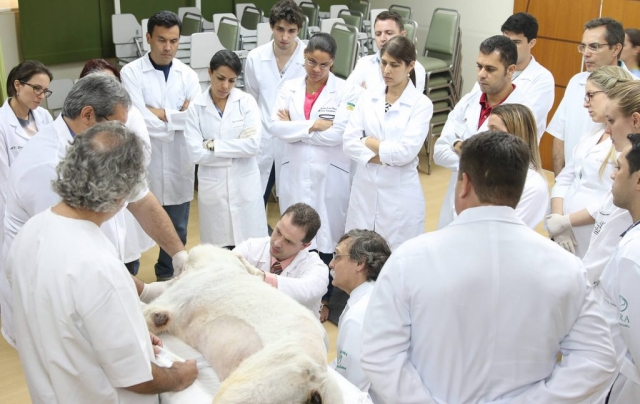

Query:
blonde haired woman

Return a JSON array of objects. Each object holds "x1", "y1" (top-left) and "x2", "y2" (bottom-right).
[
  {"x1": 487, "y1": 103, "x2": 548, "y2": 228},
  {"x1": 546, "y1": 66, "x2": 634, "y2": 257}
]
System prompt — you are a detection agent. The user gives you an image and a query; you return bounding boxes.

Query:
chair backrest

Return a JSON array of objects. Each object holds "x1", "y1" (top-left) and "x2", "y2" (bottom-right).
[
  {"x1": 178, "y1": 7, "x2": 201, "y2": 20},
  {"x1": 112, "y1": 14, "x2": 142, "y2": 60},
  {"x1": 330, "y1": 5, "x2": 349, "y2": 18},
  {"x1": 182, "y1": 12, "x2": 204, "y2": 36},
  {"x1": 46, "y1": 79, "x2": 74, "y2": 117},
  {"x1": 389, "y1": 4, "x2": 411, "y2": 19},
  {"x1": 348, "y1": 0, "x2": 370, "y2": 24},
  {"x1": 213, "y1": 13, "x2": 236, "y2": 32},
  {"x1": 190, "y1": 32, "x2": 226, "y2": 90},
  {"x1": 298, "y1": 15, "x2": 309, "y2": 40},
  {"x1": 257, "y1": 22, "x2": 272, "y2": 46},
  {"x1": 300, "y1": 2, "x2": 319, "y2": 27},
  {"x1": 320, "y1": 18, "x2": 344, "y2": 34},
  {"x1": 330, "y1": 23, "x2": 358, "y2": 79},
  {"x1": 403, "y1": 19, "x2": 418, "y2": 45},
  {"x1": 338, "y1": 10, "x2": 362, "y2": 32},
  {"x1": 240, "y1": 6, "x2": 263, "y2": 30},
  {"x1": 218, "y1": 17, "x2": 240, "y2": 50},
  {"x1": 423, "y1": 8, "x2": 460, "y2": 63},
  {"x1": 235, "y1": 3, "x2": 256, "y2": 23}
]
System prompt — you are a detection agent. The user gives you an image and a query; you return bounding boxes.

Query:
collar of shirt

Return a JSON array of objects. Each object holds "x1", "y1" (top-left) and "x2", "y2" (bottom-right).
[
  {"x1": 148, "y1": 53, "x2": 172, "y2": 82},
  {"x1": 621, "y1": 219, "x2": 640, "y2": 238},
  {"x1": 348, "y1": 281, "x2": 375, "y2": 305},
  {"x1": 478, "y1": 84, "x2": 516, "y2": 129},
  {"x1": 61, "y1": 115, "x2": 76, "y2": 138},
  {"x1": 270, "y1": 252, "x2": 296, "y2": 272}
]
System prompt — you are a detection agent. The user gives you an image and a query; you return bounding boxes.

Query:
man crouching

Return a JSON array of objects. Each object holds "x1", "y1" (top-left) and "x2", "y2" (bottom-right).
[{"x1": 8, "y1": 122, "x2": 197, "y2": 403}]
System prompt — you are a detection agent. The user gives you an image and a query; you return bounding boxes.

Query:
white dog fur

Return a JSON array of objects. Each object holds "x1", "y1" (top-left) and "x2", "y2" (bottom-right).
[{"x1": 143, "y1": 244, "x2": 343, "y2": 404}]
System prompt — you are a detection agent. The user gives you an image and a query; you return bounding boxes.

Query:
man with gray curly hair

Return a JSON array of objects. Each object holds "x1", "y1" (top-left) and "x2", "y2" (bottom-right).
[
  {"x1": 7, "y1": 122, "x2": 197, "y2": 403},
  {"x1": 0, "y1": 73, "x2": 188, "y2": 349},
  {"x1": 329, "y1": 229, "x2": 391, "y2": 393}
]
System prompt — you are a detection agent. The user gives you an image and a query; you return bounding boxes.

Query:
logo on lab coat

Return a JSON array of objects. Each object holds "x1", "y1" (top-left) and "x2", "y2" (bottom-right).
[
  {"x1": 620, "y1": 295, "x2": 630, "y2": 328},
  {"x1": 336, "y1": 350, "x2": 347, "y2": 370},
  {"x1": 346, "y1": 102, "x2": 355, "y2": 111}
]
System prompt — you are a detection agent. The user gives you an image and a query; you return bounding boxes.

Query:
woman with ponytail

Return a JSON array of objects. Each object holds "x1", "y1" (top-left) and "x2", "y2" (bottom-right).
[{"x1": 343, "y1": 35, "x2": 433, "y2": 249}]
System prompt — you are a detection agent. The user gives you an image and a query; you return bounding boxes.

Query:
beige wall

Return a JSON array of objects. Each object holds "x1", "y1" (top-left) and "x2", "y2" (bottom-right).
[{"x1": 371, "y1": 0, "x2": 515, "y2": 94}]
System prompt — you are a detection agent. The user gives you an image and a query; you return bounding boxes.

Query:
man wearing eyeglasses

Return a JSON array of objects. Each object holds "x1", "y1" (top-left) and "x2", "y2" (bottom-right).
[
  {"x1": 548, "y1": 17, "x2": 629, "y2": 176},
  {"x1": 233, "y1": 202, "x2": 328, "y2": 319},
  {"x1": 328, "y1": 229, "x2": 391, "y2": 393}
]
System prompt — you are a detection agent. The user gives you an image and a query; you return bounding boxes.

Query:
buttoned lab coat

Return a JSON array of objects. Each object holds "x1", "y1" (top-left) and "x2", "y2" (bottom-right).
[
  {"x1": 361, "y1": 206, "x2": 617, "y2": 404},
  {"x1": 245, "y1": 38, "x2": 307, "y2": 194},
  {"x1": 185, "y1": 87, "x2": 267, "y2": 246},
  {"x1": 552, "y1": 128, "x2": 615, "y2": 258},
  {"x1": 471, "y1": 56, "x2": 554, "y2": 140},
  {"x1": 0, "y1": 116, "x2": 148, "y2": 348},
  {"x1": 597, "y1": 225, "x2": 640, "y2": 403},
  {"x1": 0, "y1": 100, "x2": 52, "y2": 261},
  {"x1": 270, "y1": 74, "x2": 361, "y2": 253},
  {"x1": 343, "y1": 83, "x2": 433, "y2": 250},
  {"x1": 434, "y1": 86, "x2": 529, "y2": 229},
  {"x1": 331, "y1": 281, "x2": 374, "y2": 392},
  {"x1": 233, "y1": 237, "x2": 328, "y2": 318},
  {"x1": 121, "y1": 53, "x2": 201, "y2": 206},
  {"x1": 346, "y1": 52, "x2": 427, "y2": 94}
]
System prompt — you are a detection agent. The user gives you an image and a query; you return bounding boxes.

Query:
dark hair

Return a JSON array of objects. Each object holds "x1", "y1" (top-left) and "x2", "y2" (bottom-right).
[
  {"x1": 501, "y1": 12, "x2": 538, "y2": 42},
  {"x1": 80, "y1": 59, "x2": 121, "y2": 81},
  {"x1": 6, "y1": 60, "x2": 53, "y2": 97},
  {"x1": 626, "y1": 133, "x2": 640, "y2": 176},
  {"x1": 374, "y1": 11, "x2": 404, "y2": 32},
  {"x1": 626, "y1": 28, "x2": 640, "y2": 67},
  {"x1": 148, "y1": 10, "x2": 181, "y2": 36},
  {"x1": 479, "y1": 35, "x2": 518, "y2": 70},
  {"x1": 338, "y1": 229, "x2": 391, "y2": 282},
  {"x1": 585, "y1": 17, "x2": 624, "y2": 47},
  {"x1": 306, "y1": 33, "x2": 337, "y2": 59},
  {"x1": 209, "y1": 50, "x2": 242, "y2": 75},
  {"x1": 380, "y1": 36, "x2": 417, "y2": 86},
  {"x1": 458, "y1": 131, "x2": 530, "y2": 208},
  {"x1": 282, "y1": 203, "x2": 321, "y2": 244},
  {"x1": 269, "y1": 0, "x2": 304, "y2": 29}
]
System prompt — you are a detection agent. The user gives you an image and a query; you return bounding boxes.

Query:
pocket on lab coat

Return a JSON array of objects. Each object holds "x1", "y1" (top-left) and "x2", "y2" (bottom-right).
[{"x1": 236, "y1": 169, "x2": 262, "y2": 207}]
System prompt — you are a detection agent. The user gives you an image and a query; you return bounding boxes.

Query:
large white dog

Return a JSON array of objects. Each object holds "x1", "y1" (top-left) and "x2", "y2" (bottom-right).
[{"x1": 143, "y1": 245, "x2": 343, "y2": 404}]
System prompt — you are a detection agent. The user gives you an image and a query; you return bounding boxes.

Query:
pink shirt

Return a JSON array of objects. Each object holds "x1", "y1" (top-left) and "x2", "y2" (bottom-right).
[{"x1": 304, "y1": 84, "x2": 326, "y2": 119}]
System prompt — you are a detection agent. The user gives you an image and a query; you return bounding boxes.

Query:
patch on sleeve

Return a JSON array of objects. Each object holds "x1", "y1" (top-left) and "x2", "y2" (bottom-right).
[{"x1": 346, "y1": 102, "x2": 356, "y2": 111}]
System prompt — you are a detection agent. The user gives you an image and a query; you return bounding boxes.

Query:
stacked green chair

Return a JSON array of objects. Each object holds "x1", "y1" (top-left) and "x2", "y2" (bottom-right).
[
  {"x1": 239, "y1": 6, "x2": 263, "y2": 50},
  {"x1": 389, "y1": 4, "x2": 411, "y2": 19},
  {"x1": 329, "y1": 23, "x2": 359, "y2": 80},
  {"x1": 300, "y1": 2, "x2": 320, "y2": 37}
]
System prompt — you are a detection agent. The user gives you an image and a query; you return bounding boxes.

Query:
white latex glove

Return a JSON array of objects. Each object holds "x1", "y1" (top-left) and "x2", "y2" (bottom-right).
[
  {"x1": 140, "y1": 280, "x2": 174, "y2": 304},
  {"x1": 553, "y1": 228, "x2": 577, "y2": 254},
  {"x1": 239, "y1": 127, "x2": 257, "y2": 139},
  {"x1": 545, "y1": 213, "x2": 572, "y2": 237},
  {"x1": 172, "y1": 250, "x2": 189, "y2": 277}
]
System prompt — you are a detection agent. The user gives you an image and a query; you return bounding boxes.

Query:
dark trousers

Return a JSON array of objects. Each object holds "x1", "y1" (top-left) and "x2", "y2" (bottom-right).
[
  {"x1": 262, "y1": 162, "x2": 276, "y2": 206},
  {"x1": 125, "y1": 260, "x2": 140, "y2": 276},
  {"x1": 318, "y1": 251, "x2": 334, "y2": 302},
  {"x1": 155, "y1": 201, "x2": 190, "y2": 279}
]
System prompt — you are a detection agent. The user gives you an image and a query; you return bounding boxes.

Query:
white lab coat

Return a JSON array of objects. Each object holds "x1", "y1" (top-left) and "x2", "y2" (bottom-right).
[
  {"x1": 471, "y1": 55, "x2": 554, "y2": 140},
  {"x1": 343, "y1": 83, "x2": 433, "y2": 250},
  {"x1": 434, "y1": 86, "x2": 529, "y2": 229},
  {"x1": 8, "y1": 209, "x2": 157, "y2": 404},
  {"x1": 361, "y1": 206, "x2": 617, "y2": 404},
  {"x1": 347, "y1": 52, "x2": 427, "y2": 93},
  {"x1": 122, "y1": 105, "x2": 154, "y2": 263},
  {"x1": 583, "y1": 192, "x2": 633, "y2": 284},
  {"x1": 121, "y1": 53, "x2": 201, "y2": 205},
  {"x1": 233, "y1": 237, "x2": 328, "y2": 318},
  {"x1": 0, "y1": 116, "x2": 148, "y2": 348},
  {"x1": 597, "y1": 224, "x2": 640, "y2": 403},
  {"x1": 331, "y1": 281, "x2": 374, "y2": 393},
  {"x1": 551, "y1": 128, "x2": 615, "y2": 258},
  {"x1": 245, "y1": 38, "x2": 307, "y2": 195},
  {"x1": 0, "y1": 99, "x2": 52, "y2": 264},
  {"x1": 516, "y1": 168, "x2": 549, "y2": 229},
  {"x1": 270, "y1": 74, "x2": 361, "y2": 253},
  {"x1": 184, "y1": 87, "x2": 267, "y2": 246}
]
